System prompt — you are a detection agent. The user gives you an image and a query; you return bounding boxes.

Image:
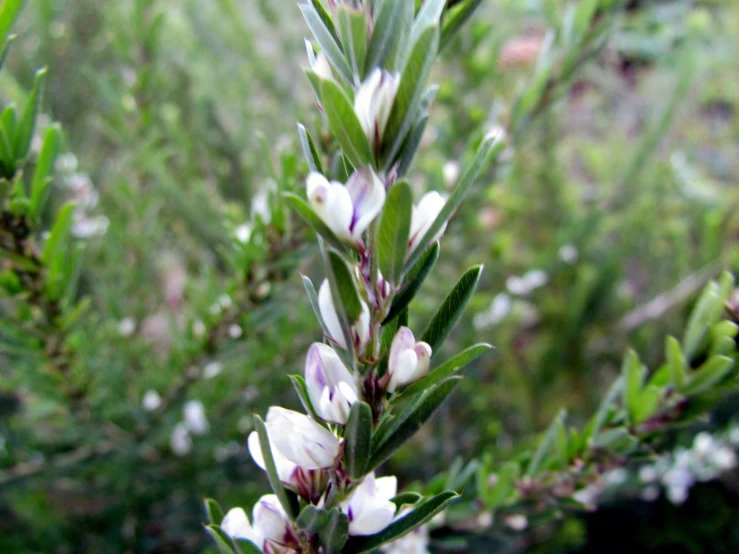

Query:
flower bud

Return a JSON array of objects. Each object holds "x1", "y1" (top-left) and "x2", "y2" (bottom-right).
[
  {"x1": 305, "y1": 343, "x2": 359, "y2": 424},
  {"x1": 340, "y1": 472, "x2": 398, "y2": 536},
  {"x1": 408, "y1": 191, "x2": 447, "y2": 254},
  {"x1": 387, "y1": 327, "x2": 431, "y2": 392},
  {"x1": 305, "y1": 39, "x2": 334, "y2": 81},
  {"x1": 221, "y1": 507, "x2": 258, "y2": 543},
  {"x1": 307, "y1": 168, "x2": 385, "y2": 244},
  {"x1": 354, "y1": 69, "x2": 400, "y2": 146},
  {"x1": 222, "y1": 496, "x2": 298, "y2": 553}
]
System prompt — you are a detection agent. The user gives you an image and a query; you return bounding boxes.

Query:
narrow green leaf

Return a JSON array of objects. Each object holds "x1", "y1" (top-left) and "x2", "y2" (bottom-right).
[
  {"x1": 321, "y1": 508, "x2": 350, "y2": 554},
  {"x1": 309, "y1": 0, "x2": 339, "y2": 42},
  {"x1": 369, "y1": 377, "x2": 460, "y2": 470},
  {"x1": 588, "y1": 376, "x2": 623, "y2": 443},
  {"x1": 344, "y1": 401, "x2": 372, "y2": 479},
  {"x1": 328, "y1": 251, "x2": 362, "y2": 323},
  {"x1": 384, "y1": 242, "x2": 439, "y2": 324},
  {"x1": 682, "y1": 355, "x2": 735, "y2": 396},
  {"x1": 297, "y1": 123, "x2": 324, "y2": 174},
  {"x1": 396, "y1": 114, "x2": 428, "y2": 178},
  {"x1": 622, "y1": 350, "x2": 644, "y2": 425},
  {"x1": 526, "y1": 409, "x2": 566, "y2": 477},
  {"x1": 0, "y1": 0, "x2": 24, "y2": 44},
  {"x1": 254, "y1": 415, "x2": 296, "y2": 520},
  {"x1": 440, "y1": 0, "x2": 485, "y2": 50},
  {"x1": 204, "y1": 498, "x2": 225, "y2": 525},
  {"x1": 283, "y1": 192, "x2": 351, "y2": 254},
  {"x1": 592, "y1": 427, "x2": 639, "y2": 455},
  {"x1": 14, "y1": 67, "x2": 47, "y2": 162},
  {"x1": 391, "y1": 492, "x2": 422, "y2": 509},
  {"x1": 30, "y1": 124, "x2": 60, "y2": 221},
  {"x1": 337, "y1": 6, "x2": 367, "y2": 81},
  {"x1": 403, "y1": 131, "x2": 505, "y2": 272},
  {"x1": 364, "y1": 0, "x2": 408, "y2": 74},
  {"x1": 297, "y1": 506, "x2": 329, "y2": 533},
  {"x1": 319, "y1": 78, "x2": 373, "y2": 168},
  {"x1": 290, "y1": 374, "x2": 320, "y2": 420},
  {"x1": 421, "y1": 265, "x2": 483, "y2": 354},
  {"x1": 40, "y1": 202, "x2": 75, "y2": 265},
  {"x1": 301, "y1": 274, "x2": 332, "y2": 339},
  {"x1": 0, "y1": 34, "x2": 15, "y2": 73},
  {"x1": 234, "y1": 539, "x2": 263, "y2": 554},
  {"x1": 301, "y1": 4, "x2": 353, "y2": 83},
  {"x1": 665, "y1": 336, "x2": 686, "y2": 390},
  {"x1": 382, "y1": 25, "x2": 439, "y2": 167},
  {"x1": 0, "y1": 247, "x2": 38, "y2": 272},
  {"x1": 377, "y1": 181, "x2": 412, "y2": 285},
  {"x1": 204, "y1": 525, "x2": 237, "y2": 554},
  {"x1": 344, "y1": 491, "x2": 458, "y2": 553},
  {"x1": 393, "y1": 343, "x2": 492, "y2": 402}
]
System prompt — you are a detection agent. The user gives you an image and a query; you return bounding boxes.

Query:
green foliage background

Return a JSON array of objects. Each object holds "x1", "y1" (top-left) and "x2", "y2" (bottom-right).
[{"x1": 1, "y1": 0, "x2": 738, "y2": 552}]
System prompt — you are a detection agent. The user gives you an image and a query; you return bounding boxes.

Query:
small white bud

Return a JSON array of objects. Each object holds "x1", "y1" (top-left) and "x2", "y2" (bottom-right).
[
  {"x1": 192, "y1": 319, "x2": 207, "y2": 337},
  {"x1": 354, "y1": 69, "x2": 400, "y2": 146},
  {"x1": 118, "y1": 317, "x2": 136, "y2": 337},
  {"x1": 142, "y1": 390, "x2": 161, "y2": 412},
  {"x1": 235, "y1": 224, "x2": 252, "y2": 244},
  {"x1": 203, "y1": 361, "x2": 223, "y2": 379},
  {"x1": 170, "y1": 423, "x2": 192, "y2": 456},
  {"x1": 228, "y1": 324, "x2": 243, "y2": 339},
  {"x1": 183, "y1": 400, "x2": 209, "y2": 435}
]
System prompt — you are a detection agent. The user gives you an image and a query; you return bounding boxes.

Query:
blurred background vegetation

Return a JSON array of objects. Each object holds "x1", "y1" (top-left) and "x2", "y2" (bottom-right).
[{"x1": 1, "y1": 0, "x2": 738, "y2": 552}]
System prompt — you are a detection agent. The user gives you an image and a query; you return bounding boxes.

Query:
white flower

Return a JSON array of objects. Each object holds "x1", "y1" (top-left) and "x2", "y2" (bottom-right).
[
  {"x1": 558, "y1": 244, "x2": 578, "y2": 264},
  {"x1": 408, "y1": 192, "x2": 447, "y2": 254},
  {"x1": 235, "y1": 223, "x2": 252, "y2": 244},
  {"x1": 247, "y1": 431, "x2": 299, "y2": 486},
  {"x1": 222, "y1": 496, "x2": 296, "y2": 553},
  {"x1": 387, "y1": 327, "x2": 432, "y2": 393},
  {"x1": 221, "y1": 507, "x2": 258, "y2": 543},
  {"x1": 183, "y1": 400, "x2": 209, "y2": 435},
  {"x1": 666, "y1": 485, "x2": 688, "y2": 505},
  {"x1": 318, "y1": 279, "x2": 370, "y2": 350},
  {"x1": 354, "y1": 69, "x2": 399, "y2": 146},
  {"x1": 142, "y1": 390, "x2": 161, "y2": 412},
  {"x1": 306, "y1": 168, "x2": 386, "y2": 244},
  {"x1": 305, "y1": 343, "x2": 359, "y2": 424},
  {"x1": 504, "y1": 514, "x2": 528, "y2": 532},
  {"x1": 249, "y1": 407, "x2": 340, "y2": 470},
  {"x1": 170, "y1": 422, "x2": 192, "y2": 456},
  {"x1": 340, "y1": 473, "x2": 397, "y2": 536},
  {"x1": 312, "y1": 52, "x2": 334, "y2": 81},
  {"x1": 203, "y1": 361, "x2": 223, "y2": 379},
  {"x1": 506, "y1": 269, "x2": 548, "y2": 296},
  {"x1": 192, "y1": 319, "x2": 207, "y2": 337},
  {"x1": 118, "y1": 317, "x2": 136, "y2": 337},
  {"x1": 229, "y1": 324, "x2": 243, "y2": 339}
]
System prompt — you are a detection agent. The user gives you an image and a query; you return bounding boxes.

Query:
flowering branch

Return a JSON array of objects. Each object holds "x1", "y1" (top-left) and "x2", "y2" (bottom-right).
[{"x1": 205, "y1": 1, "x2": 499, "y2": 552}]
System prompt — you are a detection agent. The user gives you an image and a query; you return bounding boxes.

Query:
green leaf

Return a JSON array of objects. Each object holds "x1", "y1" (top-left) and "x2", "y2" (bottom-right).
[
  {"x1": 364, "y1": 0, "x2": 408, "y2": 74},
  {"x1": 283, "y1": 192, "x2": 351, "y2": 254},
  {"x1": 588, "y1": 377, "x2": 623, "y2": 443},
  {"x1": 0, "y1": 0, "x2": 24, "y2": 44},
  {"x1": 369, "y1": 377, "x2": 460, "y2": 470},
  {"x1": 421, "y1": 265, "x2": 483, "y2": 354},
  {"x1": 253, "y1": 415, "x2": 296, "y2": 520},
  {"x1": 394, "y1": 343, "x2": 492, "y2": 402},
  {"x1": 297, "y1": 123, "x2": 324, "y2": 174},
  {"x1": 396, "y1": 114, "x2": 428, "y2": 178},
  {"x1": 683, "y1": 282, "x2": 723, "y2": 362},
  {"x1": 301, "y1": 3, "x2": 353, "y2": 83},
  {"x1": 382, "y1": 25, "x2": 439, "y2": 167},
  {"x1": 403, "y1": 131, "x2": 505, "y2": 272},
  {"x1": 301, "y1": 274, "x2": 332, "y2": 338},
  {"x1": 440, "y1": 0, "x2": 485, "y2": 50},
  {"x1": 0, "y1": 247, "x2": 38, "y2": 272},
  {"x1": 14, "y1": 67, "x2": 47, "y2": 162},
  {"x1": 384, "y1": 242, "x2": 439, "y2": 324},
  {"x1": 478, "y1": 459, "x2": 519, "y2": 509},
  {"x1": 319, "y1": 78, "x2": 373, "y2": 168},
  {"x1": 526, "y1": 409, "x2": 566, "y2": 477},
  {"x1": 337, "y1": 6, "x2": 367, "y2": 81},
  {"x1": 328, "y1": 251, "x2": 362, "y2": 324},
  {"x1": 290, "y1": 374, "x2": 320, "y2": 420},
  {"x1": 666, "y1": 336, "x2": 686, "y2": 390},
  {"x1": 204, "y1": 525, "x2": 237, "y2": 554},
  {"x1": 391, "y1": 492, "x2": 422, "y2": 509},
  {"x1": 40, "y1": 202, "x2": 75, "y2": 265},
  {"x1": 0, "y1": 104, "x2": 16, "y2": 169},
  {"x1": 682, "y1": 355, "x2": 735, "y2": 396},
  {"x1": 30, "y1": 124, "x2": 60, "y2": 222},
  {"x1": 622, "y1": 350, "x2": 644, "y2": 425},
  {"x1": 377, "y1": 181, "x2": 412, "y2": 285},
  {"x1": 297, "y1": 507, "x2": 349, "y2": 554},
  {"x1": 344, "y1": 401, "x2": 372, "y2": 479},
  {"x1": 592, "y1": 427, "x2": 639, "y2": 455},
  {"x1": 0, "y1": 33, "x2": 15, "y2": 73},
  {"x1": 234, "y1": 539, "x2": 263, "y2": 554},
  {"x1": 204, "y1": 498, "x2": 225, "y2": 525},
  {"x1": 344, "y1": 491, "x2": 458, "y2": 553}
]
